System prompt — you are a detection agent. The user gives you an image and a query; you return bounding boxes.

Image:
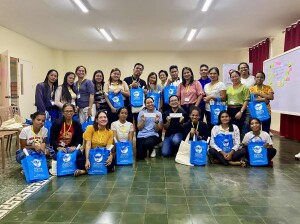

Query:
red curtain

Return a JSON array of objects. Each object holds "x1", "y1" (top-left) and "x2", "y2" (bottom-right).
[
  {"x1": 280, "y1": 21, "x2": 300, "y2": 141},
  {"x1": 249, "y1": 38, "x2": 270, "y2": 74}
]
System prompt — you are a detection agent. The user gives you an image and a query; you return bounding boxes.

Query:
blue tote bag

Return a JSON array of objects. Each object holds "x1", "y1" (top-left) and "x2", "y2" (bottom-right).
[
  {"x1": 164, "y1": 86, "x2": 177, "y2": 104},
  {"x1": 88, "y1": 147, "x2": 109, "y2": 175},
  {"x1": 147, "y1": 92, "x2": 160, "y2": 110},
  {"x1": 248, "y1": 136, "x2": 268, "y2": 166},
  {"x1": 21, "y1": 151, "x2": 50, "y2": 183},
  {"x1": 57, "y1": 148, "x2": 79, "y2": 176},
  {"x1": 116, "y1": 141, "x2": 133, "y2": 165},
  {"x1": 44, "y1": 113, "x2": 52, "y2": 144},
  {"x1": 190, "y1": 140, "x2": 208, "y2": 166},
  {"x1": 248, "y1": 93, "x2": 270, "y2": 121},
  {"x1": 107, "y1": 92, "x2": 124, "y2": 109},
  {"x1": 210, "y1": 99, "x2": 226, "y2": 125},
  {"x1": 130, "y1": 88, "x2": 144, "y2": 107},
  {"x1": 82, "y1": 117, "x2": 93, "y2": 132},
  {"x1": 214, "y1": 134, "x2": 233, "y2": 153}
]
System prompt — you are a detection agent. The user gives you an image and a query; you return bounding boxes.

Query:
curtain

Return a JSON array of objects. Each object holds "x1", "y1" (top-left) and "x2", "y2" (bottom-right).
[
  {"x1": 280, "y1": 21, "x2": 300, "y2": 141},
  {"x1": 249, "y1": 38, "x2": 270, "y2": 74}
]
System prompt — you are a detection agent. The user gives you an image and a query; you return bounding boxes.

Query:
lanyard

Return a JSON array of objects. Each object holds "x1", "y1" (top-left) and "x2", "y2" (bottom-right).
[
  {"x1": 31, "y1": 126, "x2": 42, "y2": 145},
  {"x1": 68, "y1": 87, "x2": 76, "y2": 98},
  {"x1": 50, "y1": 86, "x2": 54, "y2": 98},
  {"x1": 192, "y1": 122, "x2": 199, "y2": 131},
  {"x1": 186, "y1": 85, "x2": 190, "y2": 93},
  {"x1": 77, "y1": 79, "x2": 85, "y2": 92},
  {"x1": 63, "y1": 121, "x2": 73, "y2": 137},
  {"x1": 96, "y1": 84, "x2": 103, "y2": 93},
  {"x1": 119, "y1": 124, "x2": 127, "y2": 136}
]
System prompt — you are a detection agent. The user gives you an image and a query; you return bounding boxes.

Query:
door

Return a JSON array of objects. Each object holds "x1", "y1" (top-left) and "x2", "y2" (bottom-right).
[
  {"x1": 0, "y1": 50, "x2": 11, "y2": 107},
  {"x1": 18, "y1": 59, "x2": 34, "y2": 119}
]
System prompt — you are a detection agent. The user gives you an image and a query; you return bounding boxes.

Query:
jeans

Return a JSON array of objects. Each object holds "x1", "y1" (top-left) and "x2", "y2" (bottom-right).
[
  {"x1": 136, "y1": 136, "x2": 160, "y2": 160},
  {"x1": 16, "y1": 147, "x2": 56, "y2": 164},
  {"x1": 161, "y1": 133, "x2": 183, "y2": 156}
]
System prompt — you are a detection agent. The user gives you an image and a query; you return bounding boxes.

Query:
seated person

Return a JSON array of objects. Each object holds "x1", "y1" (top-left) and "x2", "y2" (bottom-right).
[
  {"x1": 242, "y1": 118, "x2": 277, "y2": 167},
  {"x1": 16, "y1": 112, "x2": 55, "y2": 164},
  {"x1": 136, "y1": 97, "x2": 162, "y2": 160},
  {"x1": 209, "y1": 110, "x2": 247, "y2": 167},
  {"x1": 183, "y1": 106, "x2": 209, "y2": 141},
  {"x1": 49, "y1": 103, "x2": 84, "y2": 175},
  {"x1": 83, "y1": 111, "x2": 115, "y2": 173},
  {"x1": 162, "y1": 95, "x2": 187, "y2": 156},
  {"x1": 111, "y1": 107, "x2": 134, "y2": 142}
]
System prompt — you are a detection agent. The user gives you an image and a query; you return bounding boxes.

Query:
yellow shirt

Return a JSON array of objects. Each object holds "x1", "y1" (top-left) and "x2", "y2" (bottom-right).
[
  {"x1": 83, "y1": 125, "x2": 113, "y2": 149},
  {"x1": 249, "y1": 85, "x2": 274, "y2": 114}
]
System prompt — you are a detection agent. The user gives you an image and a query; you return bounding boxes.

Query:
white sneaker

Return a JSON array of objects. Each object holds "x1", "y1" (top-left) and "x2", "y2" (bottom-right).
[
  {"x1": 49, "y1": 160, "x2": 57, "y2": 176},
  {"x1": 295, "y1": 152, "x2": 300, "y2": 160},
  {"x1": 150, "y1": 149, "x2": 156, "y2": 158}
]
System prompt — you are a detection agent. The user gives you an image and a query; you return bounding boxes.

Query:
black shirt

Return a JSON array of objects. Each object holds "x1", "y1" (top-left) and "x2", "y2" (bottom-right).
[
  {"x1": 124, "y1": 75, "x2": 147, "y2": 89},
  {"x1": 163, "y1": 108, "x2": 188, "y2": 137},
  {"x1": 183, "y1": 121, "x2": 209, "y2": 141}
]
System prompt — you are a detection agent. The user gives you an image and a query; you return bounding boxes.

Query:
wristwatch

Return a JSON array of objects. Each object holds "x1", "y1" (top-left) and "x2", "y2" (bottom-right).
[{"x1": 240, "y1": 110, "x2": 244, "y2": 113}]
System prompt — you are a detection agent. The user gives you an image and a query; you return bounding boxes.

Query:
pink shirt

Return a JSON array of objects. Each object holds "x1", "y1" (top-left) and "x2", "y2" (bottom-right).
[{"x1": 176, "y1": 81, "x2": 204, "y2": 105}]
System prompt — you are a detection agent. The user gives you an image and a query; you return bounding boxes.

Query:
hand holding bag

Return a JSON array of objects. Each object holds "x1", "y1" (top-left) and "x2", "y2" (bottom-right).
[
  {"x1": 147, "y1": 92, "x2": 160, "y2": 110},
  {"x1": 248, "y1": 136, "x2": 268, "y2": 166},
  {"x1": 88, "y1": 147, "x2": 109, "y2": 175},
  {"x1": 175, "y1": 134, "x2": 194, "y2": 166},
  {"x1": 130, "y1": 88, "x2": 144, "y2": 107},
  {"x1": 164, "y1": 86, "x2": 177, "y2": 104},
  {"x1": 214, "y1": 134, "x2": 233, "y2": 153},
  {"x1": 248, "y1": 93, "x2": 270, "y2": 121},
  {"x1": 107, "y1": 92, "x2": 124, "y2": 110},
  {"x1": 210, "y1": 98, "x2": 226, "y2": 125},
  {"x1": 57, "y1": 148, "x2": 79, "y2": 176},
  {"x1": 81, "y1": 117, "x2": 93, "y2": 132},
  {"x1": 116, "y1": 141, "x2": 133, "y2": 165}
]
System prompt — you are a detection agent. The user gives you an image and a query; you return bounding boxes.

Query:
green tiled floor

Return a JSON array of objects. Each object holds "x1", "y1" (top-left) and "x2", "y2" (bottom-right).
[{"x1": 0, "y1": 135, "x2": 300, "y2": 223}]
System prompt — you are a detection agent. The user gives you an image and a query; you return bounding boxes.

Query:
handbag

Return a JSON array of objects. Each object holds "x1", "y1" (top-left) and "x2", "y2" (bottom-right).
[
  {"x1": 116, "y1": 141, "x2": 133, "y2": 165},
  {"x1": 248, "y1": 93, "x2": 270, "y2": 121},
  {"x1": 88, "y1": 147, "x2": 109, "y2": 175},
  {"x1": 210, "y1": 99, "x2": 226, "y2": 125},
  {"x1": 175, "y1": 134, "x2": 194, "y2": 166},
  {"x1": 190, "y1": 140, "x2": 208, "y2": 166},
  {"x1": 57, "y1": 148, "x2": 79, "y2": 176},
  {"x1": 107, "y1": 92, "x2": 124, "y2": 110},
  {"x1": 147, "y1": 92, "x2": 160, "y2": 110},
  {"x1": 214, "y1": 133, "x2": 233, "y2": 153},
  {"x1": 248, "y1": 136, "x2": 268, "y2": 166},
  {"x1": 21, "y1": 151, "x2": 50, "y2": 183},
  {"x1": 130, "y1": 88, "x2": 144, "y2": 107},
  {"x1": 163, "y1": 86, "x2": 177, "y2": 104},
  {"x1": 81, "y1": 117, "x2": 93, "y2": 132}
]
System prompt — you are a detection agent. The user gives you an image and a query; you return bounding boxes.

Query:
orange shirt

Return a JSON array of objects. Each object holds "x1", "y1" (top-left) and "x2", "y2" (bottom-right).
[{"x1": 249, "y1": 85, "x2": 274, "y2": 114}]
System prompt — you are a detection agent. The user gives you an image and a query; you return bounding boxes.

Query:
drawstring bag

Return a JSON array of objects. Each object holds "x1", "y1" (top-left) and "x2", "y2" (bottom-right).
[
  {"x1": 88, "y1": 147, "x2": 109, "y2": 175},
  {"x1": 107, "y1": 92, "x2": 124, "y2": 110},
  {"x1": 210, "y1": 99, "x2": 226, "y2": 125},
  {"x1": 248, "y1": 93, "x2": 270, "y2": 121},
  {"x1": 81, "y1": 117, "x2": 93, "y2": 132},
  {"x1": 130, "y1": 88, "x2": 144, "y2": 107},
  {"x1": 190, "y1": 140, "x2": 208, "y2": 166},
  {"x1": 147, "y1": 92, "x2": 160, "y2": 110},
  {"x1": 116, "y1": 141, "x2": 133, "y2": 165},
  {"x1": 164, "y1": 86, "x2": 177, "y2": 104},
  {"x1": 57, "y1": 148, "x2": 79, "y2": 176},
  {"x1": 214, "y1": 133, "x2": 233, "y2": 153},
  {"x1": 248, "y1": 136, "x2": 268, "y2": 166}
]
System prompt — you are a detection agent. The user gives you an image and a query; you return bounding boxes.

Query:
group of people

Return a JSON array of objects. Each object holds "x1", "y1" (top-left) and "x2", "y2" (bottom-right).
[{"x1": 16, "y1": 62, "x2": 277, "y2": 176}]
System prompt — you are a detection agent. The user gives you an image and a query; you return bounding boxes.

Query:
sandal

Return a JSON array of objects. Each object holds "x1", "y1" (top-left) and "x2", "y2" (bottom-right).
[{"x1": 74, "y1": 169, "x2": 86, "y2": 177}]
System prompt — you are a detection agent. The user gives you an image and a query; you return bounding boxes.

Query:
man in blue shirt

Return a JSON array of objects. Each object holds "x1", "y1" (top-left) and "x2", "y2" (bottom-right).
[{"x1": 198, "y1": 64, "x2": 211, "y2": 121}]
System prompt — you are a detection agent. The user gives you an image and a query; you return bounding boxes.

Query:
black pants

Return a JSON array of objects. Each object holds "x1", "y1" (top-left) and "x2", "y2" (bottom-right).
[
  {"x1": 199, "y1": 103, "x2": 206, "y2": 122},
  {"x1": 227, "y1": 107, "x2": 246, "y2": 134},
  {"x1": 262, "y1": 117, "x2": 271, "y2": 134},
  {"x1": 204, "y1": 110, "x2": 213, "y2": 136},
  {"x1": 244, "y1": 146, "x2": 277, "y2": 163},
  {"x1": 209, "y1": 147, "x2": 247, "y2": 166},
  {"x1": 136, "y1": 136, "x2": 160, "y2": 160}
]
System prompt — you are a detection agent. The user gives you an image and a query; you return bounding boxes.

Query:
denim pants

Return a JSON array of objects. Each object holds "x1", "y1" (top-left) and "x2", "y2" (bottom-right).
[
  {"x1": 161, "y1": 133, "x2": 183, "y2": 156},
  {"x1": 16, "y1": 147, "x2": 56, "y2": 164}
]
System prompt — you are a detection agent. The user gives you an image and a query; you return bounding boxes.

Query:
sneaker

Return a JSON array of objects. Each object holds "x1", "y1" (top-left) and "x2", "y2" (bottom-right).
[
  {"x1": 295, "y1": 152, "x2": 300, "y2": 160},
  {"x1": 150, "y1": 149, "x2": 156, "y2": 158},
  {"x1": 49, "y1": 168, "x2": 57, "y2": 176}
]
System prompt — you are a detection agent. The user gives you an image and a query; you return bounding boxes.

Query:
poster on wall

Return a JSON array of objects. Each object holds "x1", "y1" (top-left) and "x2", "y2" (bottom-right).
[{"x1": 222, "y1": 63, "x2": 253, "y2": 87}]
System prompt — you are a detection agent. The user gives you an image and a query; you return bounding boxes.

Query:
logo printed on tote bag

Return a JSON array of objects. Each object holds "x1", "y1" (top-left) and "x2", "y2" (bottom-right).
[
  {"x1": 112, "y1": 96, "x2": 120, "y2": 103},
  {"x1": 31, "y1": 159, "x2": 42, "y2": 167},
  {"x1": 121, "y1": 146, "x2": 129, "y2": 154},
  {"x1": 195, "y1": 145, "x2": 203, "y2": 153},
  {"x1": 63, "y1": 154, "x2": 71, "y2": 162},
  {"x1": 94, "y1": 153, "x2": 103, "y2": 162},
  {"x1": 133, "y1": 91, "x2": 140, "y2": 97},
  {"x1": 214, "y1": 108, "x2": 221, "y2": 116},
  {"x1": 255, "y1": 104, "x2": 263, "y2": 111},
  {"x1": 253, "y1": 146, "x2": 262, "y2": 154},
  {"x1": 168, "y1": 89, "x2": 174, "y2": 94}
]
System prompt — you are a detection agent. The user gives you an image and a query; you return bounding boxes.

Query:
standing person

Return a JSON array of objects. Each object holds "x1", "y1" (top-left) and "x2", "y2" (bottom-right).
[
  {"x1": 226, "y1": 70, "x2": 250, "y2": 134},
  {"x1": 183, "y1": 106, "x2": 209, "y2": 141},
  {"x1": 147, "y1": 72, "x2": 162, "y2": 110},
  {"x1": 176, "y1": 67, "x2": 204, "y2": 115},
  {"x1": 93, "y1": 70, "x2": 109, "y2": 113},
  {"x1": 238, "y1": 62, "x2": 255, "y2": 88},
  {"x1": 83, "y1": 111, "x2": 115, "y2": 173},
  {"x1": 124, "y1": 63, "x2": 147, "y2": 134},
  {"x1": 249, "y1": 71, "x2": 274, "y2": 133},
  {"x1": 158, "y1": 70, "x2": 169, "y2": 112},
  {"x1": 242, "y1": 118, "x2": 277, "y2": 166},
  {"x1": 35, "y1": 69, "x2": 59, "y2": 120},
  {"x1": 111, "y1": 107, "x2": 134, "y2": 143},
  {"x1": 203, "y1": 67, "x2": 226, "y2": 133},
  {"x1": 166, "y1": 65, "x2": 181, "y2": 87},
  {"x1": 54, "y1": 72, "x2": 77, "y2": 112},
  {"x1": 136, "y1": 97, "x2": 162, "y2": 160},
  {"x1": 209, "y1": 111, "x2": 247, "y2": 167},
  {"x1": 162, "y1": 95, "x2": 187, "y2": 157},
  {"x1": 105, "y1": 68, "x2": 130, "y2": 126},
  {"x1": 198, "y1": 64, "x2": 211, "y2": 121},
  {"x1": 74, "y1": 65, "x2": 96, "y2": 123}
]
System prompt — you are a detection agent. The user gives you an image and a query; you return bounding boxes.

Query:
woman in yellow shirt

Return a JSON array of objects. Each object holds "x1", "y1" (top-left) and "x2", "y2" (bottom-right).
[
  {"x1": 249, "y1": 71, "x2": 274, "y2": 133},
  {"x1": 83, "y1": 111, "x2": 115, "y2": 173}
]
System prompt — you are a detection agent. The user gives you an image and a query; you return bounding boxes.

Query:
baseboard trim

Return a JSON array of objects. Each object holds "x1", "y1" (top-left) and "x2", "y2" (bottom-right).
[{"x1": 270, "y1": 129, "x2": 280, "y2": 136}]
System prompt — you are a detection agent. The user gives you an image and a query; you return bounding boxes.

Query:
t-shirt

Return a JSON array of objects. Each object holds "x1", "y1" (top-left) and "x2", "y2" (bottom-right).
[
  {"x1": 249, "y1": 85, "x2": 274, "y2": 114},
  {"x1": 83, "y1": 125, "x2": 113, "y2": 148},
  {"x1": 124, "y1": 76, "x2": 147, "y2": 89},
  {"x1": 57, "y1": 123, "x2": 74, "y2": 147},
  {"x1": 19, "y1": 126, "x2": 48, "y2": 146},
  {"x1": 242, "y1": 131, "x2": 273, "y2": 145},
  {"x1": 163, "y1": 108, "x2": 187, "y2": 137},
  {"x1": 176, "y1": 81, "x2": 204, "y2": 105},
  {"x1": 199, "y1": 77, "x2": 211, "y2": 108},
  {"x1": 111, "y1": 120, "x2": 134, "y2": 142},
  {"x1": 204, "y1": 81, "x2": 226, "y2": 111},
  {"x1": 241, "y1": 75, "x2": 256, "y2": 88},
  {"x1": 94, "y1": 84, "x2": 108, "y2": 111},
  {"x1": 104, "y1": 81, "x2": 129, "y2": 100},
  {"x1": 137, "y1": 109, "x2": 162, "y2": 138},
  {"x1": 226, "y1": 84, "x2": 250, "y2": 106},
  {"x1": 75, "y1": 79, "x2": 95, "y2": 108}
]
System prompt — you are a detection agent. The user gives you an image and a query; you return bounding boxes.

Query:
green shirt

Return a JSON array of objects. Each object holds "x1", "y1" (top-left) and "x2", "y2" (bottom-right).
[{"x1": 226, "y1": 84, "x2": 250, "y2": 106}]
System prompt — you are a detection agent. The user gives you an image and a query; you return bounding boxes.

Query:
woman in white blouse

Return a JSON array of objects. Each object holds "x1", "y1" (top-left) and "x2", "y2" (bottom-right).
[
  {"x1": 111, "y1": 107, "x2": 134, "y2": 143},
  {"x1": 203, "y1": 67, "x2": 226, "y2": 133}
]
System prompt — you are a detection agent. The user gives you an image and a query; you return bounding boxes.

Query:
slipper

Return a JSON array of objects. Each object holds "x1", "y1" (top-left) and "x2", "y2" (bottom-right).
[{"x1": 74, "y1": 169, "x2": 86, "y2": 177}]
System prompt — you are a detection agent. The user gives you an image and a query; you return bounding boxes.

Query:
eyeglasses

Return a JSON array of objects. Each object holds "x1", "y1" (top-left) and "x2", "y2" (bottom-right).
[{"x1": 64, "y1": 110, "x2": 74, "y2": 113}]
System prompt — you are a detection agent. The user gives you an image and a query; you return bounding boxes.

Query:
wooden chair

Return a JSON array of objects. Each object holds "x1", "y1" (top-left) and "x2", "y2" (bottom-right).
[{"x1": 0, "y1": 130, "x2": 18, "y2": 169}]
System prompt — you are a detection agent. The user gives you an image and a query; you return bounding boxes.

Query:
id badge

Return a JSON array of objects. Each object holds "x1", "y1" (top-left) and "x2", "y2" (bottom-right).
[
  {"x1": 229, "y1": 100, "x2": 235, "y2": 105},
  {"x1": 60, "y1": 141, "x2": 66, "y2": 147},
  {"x1": 184, "y1": 97, "x2": 190, "y2": 102},
  {"x1": 50, "y1": 100, "x2": 55, "y2": 105},
  {"x1": 77, "y1": 94, "x2": 81, "y2": 99}
]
